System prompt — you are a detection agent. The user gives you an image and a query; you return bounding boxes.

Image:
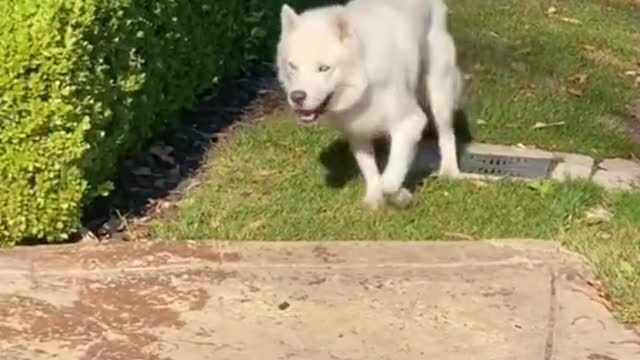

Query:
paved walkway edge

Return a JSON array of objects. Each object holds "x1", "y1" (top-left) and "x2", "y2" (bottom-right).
[{"x1": 1, "y1": 239, "x2": 638, "y2": 360}]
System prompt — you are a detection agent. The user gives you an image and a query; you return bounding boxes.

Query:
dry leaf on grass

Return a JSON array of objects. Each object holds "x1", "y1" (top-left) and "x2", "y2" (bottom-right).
[
  {"x1": 545, "y1": 6, "x2": 582, "y2": 24},
  {"x1": 597, "y1": 231, "x2": 612, "y2": 240},
  {"x1": 583, "y1": 45, "x2": 635, "y2": 71},
  {"x1": 572, "y1": 73, "x2": 589, "y2": 84},
  {"x1": 558, "y1": 16, "x2": 581, "y2": 24},
  {"x1": 252, "y1": 169, "x2": 278, "y2": 182},
  {"x1": 566, "y1": 73, "x2": 589, "y2": 97},
  {"x1": 531, "y1": 121, "x2": 566, "y2": 130}
]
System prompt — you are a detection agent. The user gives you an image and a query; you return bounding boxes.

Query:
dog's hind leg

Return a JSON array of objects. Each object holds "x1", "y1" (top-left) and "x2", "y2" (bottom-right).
[
  {"x1": 424, "y1": 8, "x2": 462, "y2": 177},
  {"x1": 428, "y1": 65, "x2": 462, "y2": 177}
]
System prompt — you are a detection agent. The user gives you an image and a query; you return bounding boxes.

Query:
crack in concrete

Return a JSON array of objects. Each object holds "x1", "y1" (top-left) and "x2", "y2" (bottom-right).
[
  {"x1": 589, "y1": 159, "x2": 604, "y2": 179},
  {"x1": 544, "y1": 270, "x2": 558, "y2": 360}
]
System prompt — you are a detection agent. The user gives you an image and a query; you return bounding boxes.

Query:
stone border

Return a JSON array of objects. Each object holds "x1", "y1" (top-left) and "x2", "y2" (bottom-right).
[{"x1": 414, "y1": 142, "x2": 640, "y2": 191}]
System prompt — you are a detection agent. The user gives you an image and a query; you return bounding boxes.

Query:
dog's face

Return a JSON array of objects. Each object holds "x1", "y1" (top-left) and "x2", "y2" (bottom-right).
[{"x1": 276, "y1": 5, "x2": 366, "y2": 124}]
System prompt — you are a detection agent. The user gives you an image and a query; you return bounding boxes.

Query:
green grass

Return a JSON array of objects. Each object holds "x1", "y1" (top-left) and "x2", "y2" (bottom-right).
[
  {"x1": 152, "y1": 115, "x2": 607, "y2": 241},
  {"x1": 560, "y1": 192, "x2": 640, "y2": 324},
  {"x1": 150, "y1": 0, "x2": 640, "y2": 323},
  {"x1": 452, "y1": 0, "x2": 640, "y2": 157}
]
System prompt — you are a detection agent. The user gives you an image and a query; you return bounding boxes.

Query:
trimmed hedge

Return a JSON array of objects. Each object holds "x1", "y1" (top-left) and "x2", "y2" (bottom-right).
[{"x1": 0, "y1": 0, "x2": 322, "y2": 246}]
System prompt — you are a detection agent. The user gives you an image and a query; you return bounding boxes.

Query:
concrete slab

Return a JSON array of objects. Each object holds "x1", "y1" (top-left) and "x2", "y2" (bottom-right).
[
  {"x1": 0, "y1": 240, "x2": 637, "y2": 360},
  {"x1": 593, "y1": 158, "x2": 640, "y2": 191},
  {"x1": 551, "y1": 152, "x2": 595, "y2": 181}
]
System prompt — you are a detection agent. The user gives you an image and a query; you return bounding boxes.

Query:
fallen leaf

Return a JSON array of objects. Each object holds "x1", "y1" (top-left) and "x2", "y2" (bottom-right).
[
  {"x1": 489, "y1": 31, "x2": 500, "y2": 38},
  {"x1": 546, "y1": 6, "x2": 558, "y2": 15},
  {"x1": 531, "y1": 121, "x2": 566, "y2": 130},
  {"x1": 79, "y1": 228, "x2": 99, "y2": 243},
  {"x1": 566, "y1": 87, "x2": 584, "y2": 97},
  {"x1": 253, "y1": 169, "x2": 277, "y2": 182},
  {"x1": 150, "y1": 145, "x2": 175, "y2": 165},
  {"x1": 559, "y1": 16, "x2": 581, "y2": 24},
  {"x1": 566, "y1": 73, "x2": 589, "y2": 97},
  {"x1": 570, "y1": 73, "x2": 589, "y2": 85},
  {"x1": 476, "y1": 119, "x2": 487, "y2": 126}
]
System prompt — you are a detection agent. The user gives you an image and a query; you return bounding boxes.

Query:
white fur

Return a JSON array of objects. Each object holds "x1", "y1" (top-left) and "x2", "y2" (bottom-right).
[{"x1": 276, "y1": 0, "x2": 464, "y2": 209}]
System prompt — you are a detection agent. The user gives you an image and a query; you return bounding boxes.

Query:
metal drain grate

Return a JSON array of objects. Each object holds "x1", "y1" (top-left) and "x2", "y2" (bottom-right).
[{"x1": 460, "y1": 153, "x2": 555, "y2": 179}]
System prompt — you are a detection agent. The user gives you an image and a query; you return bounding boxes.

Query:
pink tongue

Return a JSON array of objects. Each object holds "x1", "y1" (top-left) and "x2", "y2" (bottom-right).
[{"x1": 297, "y1": 110, "x2": 317, "y2": 122}]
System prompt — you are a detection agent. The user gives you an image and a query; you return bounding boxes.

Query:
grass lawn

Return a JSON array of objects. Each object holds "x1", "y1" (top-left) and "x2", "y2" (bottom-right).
[{"x1": 150, "y1": 0, "x2": 640, "y2": 323}]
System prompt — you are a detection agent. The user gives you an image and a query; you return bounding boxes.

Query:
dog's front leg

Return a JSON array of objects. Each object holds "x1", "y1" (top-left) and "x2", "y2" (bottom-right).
[
  {"x1": 380, "y1": 109, "x2": 426, "y2": 207},
  {"x1": 349, "y1": 138, "x2": 384, "y2": 210}
]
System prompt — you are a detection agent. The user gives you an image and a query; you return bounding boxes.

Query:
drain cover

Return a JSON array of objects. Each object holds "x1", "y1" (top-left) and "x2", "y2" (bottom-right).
[{"x1": 460, "y1": 153, "x2": 555, "y2": 179}]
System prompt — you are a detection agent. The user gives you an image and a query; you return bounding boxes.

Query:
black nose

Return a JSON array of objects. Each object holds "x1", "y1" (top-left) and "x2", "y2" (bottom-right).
[{"x1": 290, "y1": 90, "x2": 307, "y2": 105}]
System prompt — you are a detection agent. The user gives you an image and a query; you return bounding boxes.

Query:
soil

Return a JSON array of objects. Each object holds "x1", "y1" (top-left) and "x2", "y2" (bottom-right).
[{"x1": 81, "y1": 62, "x2": 286, "y2": 242}]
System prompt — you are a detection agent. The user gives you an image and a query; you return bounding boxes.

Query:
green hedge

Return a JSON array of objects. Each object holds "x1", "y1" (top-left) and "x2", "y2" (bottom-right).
[{"x1": 0, "y1": 0, "x2": 323, "y2": 246}]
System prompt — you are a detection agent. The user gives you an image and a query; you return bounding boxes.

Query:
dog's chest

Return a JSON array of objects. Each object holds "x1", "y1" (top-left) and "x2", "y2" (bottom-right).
[{"x1": 335, "y1": 109, "x2": 389, "y2": 138}]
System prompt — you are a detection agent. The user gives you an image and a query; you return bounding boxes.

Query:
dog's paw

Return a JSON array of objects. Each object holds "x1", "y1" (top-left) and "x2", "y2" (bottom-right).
[
  {"x1": 362, "y1": 192, "x2": 385, "y2": 210},
  {"x1": 387, "y1": 188, "x2": 414, "y2": 208},
  {"x1": 381, "y1": 174, "x2": 403, "y2": 195},
  {"x1": 438, "y1": 165, "x2": 461, "y2": 178}
]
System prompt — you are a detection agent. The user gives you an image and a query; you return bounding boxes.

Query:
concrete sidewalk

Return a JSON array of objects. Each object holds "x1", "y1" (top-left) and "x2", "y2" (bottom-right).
[{"x1": 0, "y1": 240, "x2": 638, "y2": 360}]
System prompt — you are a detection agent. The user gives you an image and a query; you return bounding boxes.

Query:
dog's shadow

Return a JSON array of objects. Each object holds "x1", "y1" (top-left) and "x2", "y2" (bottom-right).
[{"x1": 318, "y1": 109, "x2": 473, "y2": 192}]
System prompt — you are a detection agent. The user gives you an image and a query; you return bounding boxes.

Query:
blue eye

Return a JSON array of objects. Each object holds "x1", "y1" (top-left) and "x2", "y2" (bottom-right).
[{"x1": 318, "y1": 65, "x2": 331, "y2": 72}]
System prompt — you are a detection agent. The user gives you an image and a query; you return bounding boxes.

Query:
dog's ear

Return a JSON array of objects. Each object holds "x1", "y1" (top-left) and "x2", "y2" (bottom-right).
[
  {"x1": 281, "y1": 4, "x2": 298, "y2": 34},
  {"x1": 336, "y1": 15, "x2": 351, "y2": 42}
]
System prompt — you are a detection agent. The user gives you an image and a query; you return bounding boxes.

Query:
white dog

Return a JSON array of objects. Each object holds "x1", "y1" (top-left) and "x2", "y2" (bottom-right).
[{"x1": 276, "y1": 0, "x2": 464, "y2": 209}]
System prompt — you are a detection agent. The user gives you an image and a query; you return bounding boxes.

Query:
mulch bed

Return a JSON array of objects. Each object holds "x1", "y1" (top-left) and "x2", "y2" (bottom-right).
[{"x1": 82, "y1": 63, "x2": 286, "y2": 242}]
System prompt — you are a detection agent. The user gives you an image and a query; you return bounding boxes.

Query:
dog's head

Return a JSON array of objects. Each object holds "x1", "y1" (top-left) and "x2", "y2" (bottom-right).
[{"x1": 276, "y1": 4, "x2": 367, "y2": 124}]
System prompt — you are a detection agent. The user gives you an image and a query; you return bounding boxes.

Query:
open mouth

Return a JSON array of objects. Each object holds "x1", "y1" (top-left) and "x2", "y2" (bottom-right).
[{"x1": 294, "y1": 93, "x2": 333, "y2": 124}]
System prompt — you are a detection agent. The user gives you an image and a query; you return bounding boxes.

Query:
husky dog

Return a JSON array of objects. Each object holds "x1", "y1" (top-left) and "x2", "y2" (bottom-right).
[{"x1": 276, "y1": 0, "x2": 464, "y2": 209}]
